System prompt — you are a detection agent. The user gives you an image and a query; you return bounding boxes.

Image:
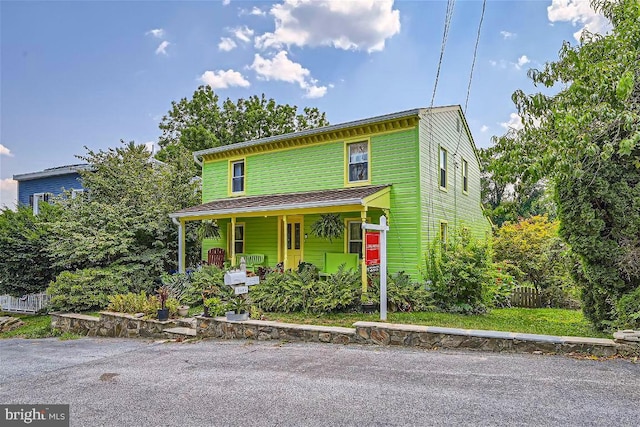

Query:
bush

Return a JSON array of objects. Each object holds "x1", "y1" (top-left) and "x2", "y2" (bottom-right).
[
  {"x1": 251, "y1": 266, "x2": 361, "y2": 314},
  {"x1": 424, "y1": 230, "x2": 493, "y2": 314},
  {"x1": 47, "y1": 268, "x2": 130, "y2": 312},
  {"x1": 107, "y1": 291, "x2": 159, "y2": 315},
  {"x1": 368, "y1": 272, "x2": 435, "y2": 312},
  {"x1": 616, "y1": 287, "x2": 640, "y2": 330}
]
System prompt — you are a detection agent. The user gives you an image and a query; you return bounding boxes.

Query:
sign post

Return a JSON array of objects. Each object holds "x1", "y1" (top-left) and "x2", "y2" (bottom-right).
[{"x1": 362, "y1": 216, "x2": 389, "y2": 321}]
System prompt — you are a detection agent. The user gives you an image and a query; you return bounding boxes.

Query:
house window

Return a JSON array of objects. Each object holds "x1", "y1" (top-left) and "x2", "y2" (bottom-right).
[
  {"x1": 286, "y1": 223, "x2": 301, "y2": 250},
  {"x1": 439, "y1": 147, "x2": 447, "y2": 189},
  {"x1": 29, "y1": 193, "x2": 50, "y2": 215},
  {"x1": 462, "y1": 159, "x2": 468, "y2": 193},
  {"x1": 228, "y1": 223, "x2": 245, "y2": 254},
  {"x1": 71, "y1": 189, "x2": 85, "y2": 199},
  {"x1": 231, "y1": 160, "x2": 245, "y2": 194},
  {"x1": 347, "y1": 221, "x2": 363, "y2": 258},
  {"x1": 347, "y1": 141, "x2": 369, "y2": 183},
  {"x1": 440, "y1": 221, "x2": 448, "y2": 246}
]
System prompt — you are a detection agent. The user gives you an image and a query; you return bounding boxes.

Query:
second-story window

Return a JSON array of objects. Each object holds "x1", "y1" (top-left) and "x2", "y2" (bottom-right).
[
  {"x1": 348, "y1": 141, "x2": 368, "y2": 183},
  {"x1": 439, "y1": 147, "x2": 447, "y2": 189},
  {"x1": 231, "y1": 160, "x2": 245, "y2": 194},
  {"x1": 462, "y1": 159, "x2": 468, "y2": 193}
]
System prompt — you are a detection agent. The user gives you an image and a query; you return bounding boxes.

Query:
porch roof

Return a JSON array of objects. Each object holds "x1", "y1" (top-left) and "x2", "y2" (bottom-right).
[{"x1": 169, "y1": 185, "x2": 391, "y2": 221}]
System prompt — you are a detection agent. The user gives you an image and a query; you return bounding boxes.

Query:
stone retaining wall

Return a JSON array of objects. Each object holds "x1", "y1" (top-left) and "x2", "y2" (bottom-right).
[
  {"x1": 51, "y1": 312, "x2": 178, "y2": 339},
  {"x1": 196, "y1": 316, "x2": 359, "y2": 345}
]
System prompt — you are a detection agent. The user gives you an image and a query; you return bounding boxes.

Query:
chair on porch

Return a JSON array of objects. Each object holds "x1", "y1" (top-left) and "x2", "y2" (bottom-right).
[{"x1": 207, "y1": 248, "x2": 226, "y2": 269}]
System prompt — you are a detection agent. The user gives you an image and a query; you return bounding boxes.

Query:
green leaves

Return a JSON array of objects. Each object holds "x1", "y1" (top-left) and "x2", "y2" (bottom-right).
[{"x1": 616, "y1": 70, "x2": 634, "y2": 101}]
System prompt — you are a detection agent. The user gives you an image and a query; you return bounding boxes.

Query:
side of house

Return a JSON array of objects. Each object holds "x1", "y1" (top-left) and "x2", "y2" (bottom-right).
[{"x1": 13, "y1": 164, "x2": 89, "y2": 214}]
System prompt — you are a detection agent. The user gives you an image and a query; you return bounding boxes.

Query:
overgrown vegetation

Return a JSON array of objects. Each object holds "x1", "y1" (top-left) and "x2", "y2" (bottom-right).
[{"x1": 48, "y1": 268, "x2": 130, "y2": 312}]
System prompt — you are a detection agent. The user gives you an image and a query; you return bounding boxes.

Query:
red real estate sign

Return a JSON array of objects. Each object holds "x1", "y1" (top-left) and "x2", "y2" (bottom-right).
[{"x1": 365, "y1": 232, "x2": 380, "y2": 266}]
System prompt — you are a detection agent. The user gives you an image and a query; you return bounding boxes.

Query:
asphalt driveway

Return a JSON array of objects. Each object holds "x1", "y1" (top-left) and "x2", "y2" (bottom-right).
[{"x1": 1, "y1": 337, "x2": 638, "y2": 426}]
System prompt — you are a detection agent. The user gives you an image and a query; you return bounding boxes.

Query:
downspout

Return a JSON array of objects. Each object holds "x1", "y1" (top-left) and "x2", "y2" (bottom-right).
[{"x1": 172, "y1": 217, "x2": 185, "y2": 273}]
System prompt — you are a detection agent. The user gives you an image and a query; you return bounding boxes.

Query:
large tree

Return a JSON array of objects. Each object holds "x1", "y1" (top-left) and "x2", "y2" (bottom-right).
[
  {"x1": 156, "y1": 87, "x2": 329, "y2": 162},
  {"x1": 48, "y1": 142, "x2": 201, "y2": 290},
  {"x1": 505, "y1": 0, "x2": 640, "y2": 329}
]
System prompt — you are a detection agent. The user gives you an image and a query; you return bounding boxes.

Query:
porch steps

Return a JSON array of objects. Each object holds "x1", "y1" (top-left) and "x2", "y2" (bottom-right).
[
  {"x1": 164, "y1": 327, "x2": 196, "y2": 337},
  {"x1": 177, "y1": 317, "x2": 197, "y2": 329}
]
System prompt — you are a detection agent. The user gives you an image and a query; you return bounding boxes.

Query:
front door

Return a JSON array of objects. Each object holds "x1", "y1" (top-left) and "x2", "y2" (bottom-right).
[{"x1": 284, "y1": 217, "x2": 303, "y2": 270}]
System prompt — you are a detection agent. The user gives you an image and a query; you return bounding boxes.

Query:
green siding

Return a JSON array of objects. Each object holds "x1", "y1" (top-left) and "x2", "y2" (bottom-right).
[{"x1": 418, "y1": 109, "x2": 492, "y2": 261}]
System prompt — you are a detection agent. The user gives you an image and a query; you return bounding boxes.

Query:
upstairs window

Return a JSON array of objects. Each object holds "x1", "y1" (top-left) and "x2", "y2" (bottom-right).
[
  {"x1": 29, "y1": 193, "x2": 50, "y2": 215},
  {"x1": 347, "y1": 141, "x2": 369, "y2": 183},
  {"x1": 231, "y1": 160, "x2": 245, "y2": 194},
  {"x1": 439, "y1": 147, "x2": 448, "y2": 189},
  {"x1": 462, "y1": 159, "x2": 468, "y2": 193}
]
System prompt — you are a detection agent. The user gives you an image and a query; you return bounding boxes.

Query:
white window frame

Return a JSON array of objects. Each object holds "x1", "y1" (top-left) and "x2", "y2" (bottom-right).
[
  {"x1": 440, "y1": 221, "x2": 448, "y2": 246},
  {"x1": 462, "y1": 159, "x2": 469, "y2": 194},
  {"x1": 71, "y1": 188, "x2": 85, "y2": 199},
  {"x1": 30, "y1": 193, "x2": 48, "y2": 215},
  {"x1": 347, "y1": 220, "x2": 364, "y2": 258}
]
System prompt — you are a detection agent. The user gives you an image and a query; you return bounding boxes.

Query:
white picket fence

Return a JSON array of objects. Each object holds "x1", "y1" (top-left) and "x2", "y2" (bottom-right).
[{"x1": 0, "y1": 292, "x2": 51, "y2": 313}]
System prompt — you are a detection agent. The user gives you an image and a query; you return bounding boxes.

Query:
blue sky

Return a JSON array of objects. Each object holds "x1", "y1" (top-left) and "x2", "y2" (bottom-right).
[{"x1": 0, "y1": 0, "x2": 610, "y2": 208}]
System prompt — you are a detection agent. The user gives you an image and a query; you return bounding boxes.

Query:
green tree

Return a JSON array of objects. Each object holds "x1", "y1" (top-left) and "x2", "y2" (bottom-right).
[
  {"x1": 48, "y1": 142, "x2": 201, "y2": 291},
  {"x1": 0, "y1": 204, "x2": 61, "y2": 295},
  {"x1": 506, "y1": 0, "x2": 640, "y2": 329},
  {"x1": 156, "y1": 87, "x2": 329, "y2": 161}
]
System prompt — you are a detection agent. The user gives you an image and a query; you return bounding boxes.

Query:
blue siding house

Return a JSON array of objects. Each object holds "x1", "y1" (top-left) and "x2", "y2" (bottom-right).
[{"x1": 13, "y1": 164, "x2": 91, "y2": 214}]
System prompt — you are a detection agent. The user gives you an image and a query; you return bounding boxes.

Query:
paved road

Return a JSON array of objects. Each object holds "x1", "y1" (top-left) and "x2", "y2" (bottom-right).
[{"x1": 1, "y1": 337, "x2": 638, "y2": 426}]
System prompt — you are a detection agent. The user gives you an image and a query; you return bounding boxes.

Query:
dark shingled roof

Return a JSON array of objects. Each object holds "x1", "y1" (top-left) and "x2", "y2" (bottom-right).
[{"x1": 170, "y1": 185, "x2": 390, "y2": 218}]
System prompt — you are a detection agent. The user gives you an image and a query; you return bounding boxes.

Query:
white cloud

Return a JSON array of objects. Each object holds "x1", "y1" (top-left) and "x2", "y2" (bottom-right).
[
  {"x1": 489, "y1": 59, "x2": 507, "y2": 69},
  {"x1": 500, "y1": 113, "x2": 524, "y2": 131},
  {"x1": 480, "y1": 125, "x2": 489, "y2": 133},
  {"x1": 155, "y1": 41, "x2": 170, "y2": 55},
  {"x1": 232, "y1": 26, "x2": 254, "y2": 43},
  {"x1": 218, "y1": 37, "x2": 237, "y2": 52},
  {"x1": 0, "y1": 144, "x2": 13, "y2": 157},
  {"x1": 500, "y1": 30, "x2": 516, "y2": 39},
  {"x1": 547, "y1": 0, "x2": 611, "y2": 42},
  {"x1": 146, "y1": 28, "x2": 165, "y2": 38},
  {"x1": 249, "y1": 51, "x2": 328, "y2": 98},
  {"x1": 0, "y1": 178, "x2": 17, "y2": 209},
  {"x1": 200, "y1": 69, "x2": 250, "y2": 89},
  {"x1": 240, "y1": 7, "x2": 267, "y2": 17},
  {"x1": 222, "y1": 0, "x2": 231, "y2": 5},
  {"x1": 514, "y1": 55, "x2": 530, "y2": 70},
  {"x1": 255, "y1": 0, "x2": 400, "y2": 53}
]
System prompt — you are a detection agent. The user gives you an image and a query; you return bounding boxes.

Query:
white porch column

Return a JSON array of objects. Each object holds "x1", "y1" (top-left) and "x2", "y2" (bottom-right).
[
  {"x1": 231, "y1": 216, "x2": 237, "y2": 266},
  {"x1": 360, "y1": 208, "x2": 368, "y2": 293},
  {"x1": 282, "y1": 215, "x2": 288, "y2": 269},
  {"x1": 172, "y1": 218, "x2": 186, "y2": 273}
]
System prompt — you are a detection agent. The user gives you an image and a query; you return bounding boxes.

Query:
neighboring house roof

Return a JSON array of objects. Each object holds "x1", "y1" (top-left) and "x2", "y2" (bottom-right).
[
  {"x1": 193, "y1": 105, "x2": 463, "y2": 160},
  {"x1": 13, "y1": 164, "x2": 92, "y2": 181},
  {"x1": 170, "y1": 185, "x2": 391, "y2": 219}
]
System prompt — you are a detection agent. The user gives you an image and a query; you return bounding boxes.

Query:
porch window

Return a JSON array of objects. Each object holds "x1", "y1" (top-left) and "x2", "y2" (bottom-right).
[
  {"x1": 286, "y1": 223, "x2": 301, "y2": 250},
  {"x1": 228, "y1": 223, "x2": 245, "y2": 254},
  {"x1": 231, "y1": 160, "x2": 245, "y2": 194},
  {"x1": 439, "y1": 147, "x2": 447, "y2": 189},
  {"x1": 348, "y1": 221, "x2": 363, "y2": 258},
  {"x1": 462, "y1": 159, "x2": 468, "y2": 194},
  {"x1": 29, "y1": 193, "x2": 50, "y2": 215},
  {"x1": 347, "y1": 141, "x2": 369, "y2": 183}
]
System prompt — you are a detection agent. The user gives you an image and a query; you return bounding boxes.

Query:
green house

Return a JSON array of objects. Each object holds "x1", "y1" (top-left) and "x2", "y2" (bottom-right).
[{"x1": 170, "y1": 106, "x2": 491, "y2": 282}]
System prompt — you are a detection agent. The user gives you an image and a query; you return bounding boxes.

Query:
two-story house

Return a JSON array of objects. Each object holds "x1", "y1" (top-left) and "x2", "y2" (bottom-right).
[
  {"x1": 169, "y1": 106, "x2": 491, "y2": 281},
  {"x1": 13, "y1": 164, "x2": 90, "y2": 215}
]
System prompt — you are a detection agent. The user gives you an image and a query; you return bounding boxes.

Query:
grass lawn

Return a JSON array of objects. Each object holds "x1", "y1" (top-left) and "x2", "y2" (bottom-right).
[
  {"x1": 0, "y1": 312, "x2": 80, "y2": 340},
  {"x1": 263, "y1": 308, "x2": 610, "y2": 339}
]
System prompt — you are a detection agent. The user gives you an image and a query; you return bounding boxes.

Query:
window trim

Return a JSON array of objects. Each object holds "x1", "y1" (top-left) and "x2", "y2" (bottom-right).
[
  {"x1": 227, "y1": 222, "x2": 246, "y2": 255},
  {"x1": 462, "y1": 158, "x2": 469, "y2": 195},
  {"x1": 439, "y1": 220, "x2": 448, "y2": 246},
  {"x1": 228, "y1": 158, "x2": 246, "y2": 196},
  {"x1": 71, "y1": 188, "x2": 85, "y2": 199},
  {"x1": 345, "y1": 218, "x2": 369, "y2": 258},
  {"x1": 439, "y1": 146, "x2": 448, "y2": 191},
  {"x1": 30, "y1": 192, "x2": 50, "y2": 215},
  {"x1": 344, "y1": 139, "x2": 371, "y2": 187}
]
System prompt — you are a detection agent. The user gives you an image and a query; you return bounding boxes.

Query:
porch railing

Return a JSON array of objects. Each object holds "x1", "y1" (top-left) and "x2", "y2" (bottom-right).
[{"x1": 0, "y1": 292, "x2": 51, "y2": 314}]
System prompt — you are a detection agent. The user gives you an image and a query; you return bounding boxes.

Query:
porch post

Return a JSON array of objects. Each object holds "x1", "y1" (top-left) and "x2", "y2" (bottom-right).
[
  {"x1": 231, "y1": 216, "x2": 236, "y2": 266},
  {"x1": 360, "y1": 209, "x2": 368, "y2": 293},
  {"x1": 172, "y1": 218, "x2": 186, "y2": 274},
  {"x1": 283, "y1": 215, "x2": 288, "y2": 269}
]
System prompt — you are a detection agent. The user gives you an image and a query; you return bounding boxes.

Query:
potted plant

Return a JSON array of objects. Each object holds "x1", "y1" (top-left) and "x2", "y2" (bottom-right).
[
  {"x1": 204, "y1": 297, "x2": 226, "y2": 318},
  {"x1": 157, "y1": 286, "x2": 170, "y2": 321},
  {"x1": 226, "y1": 295, "x2": 249, "y2": 321},
  {"x1": 177, "y1": 304, "x2": 189, "y2": 317},
  {"x1": 310, "y1": 213, "x2": 344, "y2": 242}
]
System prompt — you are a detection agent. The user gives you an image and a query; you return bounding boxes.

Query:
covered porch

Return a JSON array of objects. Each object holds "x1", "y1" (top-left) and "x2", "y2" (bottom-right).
[{"x1": 169, "y1": 185, "x2": 391, "y2": 285}]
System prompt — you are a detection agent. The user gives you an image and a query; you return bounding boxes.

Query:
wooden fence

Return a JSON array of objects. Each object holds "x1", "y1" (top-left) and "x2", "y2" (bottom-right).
[
  {"x1": 509, "y1": 286, "x2": 542, "y2": 308},
  {"x1": 0, "y1": 292, "x2": 51, "y2": 314}
]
